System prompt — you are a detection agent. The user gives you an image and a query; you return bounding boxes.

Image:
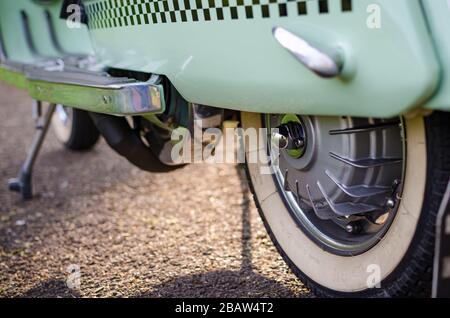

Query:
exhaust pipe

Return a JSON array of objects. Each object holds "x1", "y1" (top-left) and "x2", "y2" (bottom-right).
[{"x1": 89, "y1": 112, "x2": 179, "y2": 173}]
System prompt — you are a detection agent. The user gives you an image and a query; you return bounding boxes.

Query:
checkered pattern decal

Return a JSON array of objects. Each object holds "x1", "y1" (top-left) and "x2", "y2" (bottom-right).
[{"x1": 84, "y1": 0, "x2": 353, "y2": 29}]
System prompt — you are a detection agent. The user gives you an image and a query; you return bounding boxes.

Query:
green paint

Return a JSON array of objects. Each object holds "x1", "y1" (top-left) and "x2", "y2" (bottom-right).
[
  {"x1": 0, "y1": 0, "x2": 93, "y2": 63},
  {"x1": 84, "y1": 0, "x2": 441, "y2": 117},
  {"x1": 28, "y1": 80, "x2": 117, "y2": 113},
  {"x1": 281, "y1": 114, "x2": 304, "y2": 158},
  {"x1": 1, "y1": 0, "x2": 450, "y2": 118},
  {"x1": 0, "y1": 67, "x2": 28, "y2": 89},
  {"x1": 421, "y1": 0, "x2": 450, "y2": 111}
]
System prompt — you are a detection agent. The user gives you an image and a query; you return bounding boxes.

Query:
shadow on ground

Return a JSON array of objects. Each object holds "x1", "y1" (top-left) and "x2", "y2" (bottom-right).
[
  {"x1": 135, "y1": 168, "x2": 307, "y2": 298},
  {"x1": 19, "y1": 280, "x2": 80, "y2": 298},
  {"x1": 17, "y1": 168, "x2": 305, "y2": 298}
]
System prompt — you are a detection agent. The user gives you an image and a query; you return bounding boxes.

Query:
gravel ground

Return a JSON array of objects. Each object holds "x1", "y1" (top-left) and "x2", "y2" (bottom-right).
[{"x1": 0, "y1": 83, "x2": 310, "y2": 298}]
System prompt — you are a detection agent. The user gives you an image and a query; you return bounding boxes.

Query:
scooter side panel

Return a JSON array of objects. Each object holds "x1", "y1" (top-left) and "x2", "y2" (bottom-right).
[
  {"x1": 84, "y1": 0, "x2": 440, "y2": 117},
  {"x1": 0, "y1": 0, "x2": 93, "y2": 64},
  {"x1": 421, "y1": 0, "x2": 450, "y2": 111}
]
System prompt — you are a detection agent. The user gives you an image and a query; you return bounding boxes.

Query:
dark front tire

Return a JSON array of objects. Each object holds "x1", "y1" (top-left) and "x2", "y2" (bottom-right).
[
  {"x1": 242, "y1": 111, "x2": 450, "y2": 297},
  {"x1": 52, "y1": 105, "x2": 100, "y2": 151}
]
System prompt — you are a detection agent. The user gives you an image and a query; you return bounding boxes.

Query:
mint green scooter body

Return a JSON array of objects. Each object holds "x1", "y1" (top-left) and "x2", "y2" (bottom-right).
[
  {"x1": 0, "y1": 0, "x2": 449, "y2": 117},
  {"x1": 0, "y1": 0, "x2": 93, "y2": 61},
  {"x1": 421, "y1": 0, "x2": 450, "y2": 111}
]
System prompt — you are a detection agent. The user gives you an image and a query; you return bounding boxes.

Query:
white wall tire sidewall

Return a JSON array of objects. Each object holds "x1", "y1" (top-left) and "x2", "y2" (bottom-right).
[
  {"x1": 242, "y1": 112, "x2": 427, "y2": 293},
  {"x1": 52, "y1": 105, "x2": 73, "y2": 144}
]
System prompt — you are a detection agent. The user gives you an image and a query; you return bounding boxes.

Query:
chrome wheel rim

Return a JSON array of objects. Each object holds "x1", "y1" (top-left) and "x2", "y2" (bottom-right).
[
  {"x1": 52, "y1": 104, "x2": 73, "y2": 143},
  {"x1": 267, "y1": 114, "x2": 406, "y2": 256}
]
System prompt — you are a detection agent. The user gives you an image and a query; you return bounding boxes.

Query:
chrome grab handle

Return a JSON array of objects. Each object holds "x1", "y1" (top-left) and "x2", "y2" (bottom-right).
[{"x1": 272, "y1": 27, "x2": 342, "y2": 78}]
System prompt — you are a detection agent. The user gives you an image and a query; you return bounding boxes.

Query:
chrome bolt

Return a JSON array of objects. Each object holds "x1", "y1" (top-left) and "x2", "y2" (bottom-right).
[
  {"x1": 386, "y1": 198, "x2": 395, "y2": 209},
  {"x1": 345, "y1": 224, "x2": 354, "y2": 233},
  {"x1": 272, "y1": 132, "x2": 288, "y2": 149},
  {"x1": 274, "y1": 121, "x2": 307, "y2": 157},
  {"x1": 345, "y1": 222, "x2": 362, "y2": 234},
  {"x1": 294, "y1": 139, "x2": 305, "y2": 148}
]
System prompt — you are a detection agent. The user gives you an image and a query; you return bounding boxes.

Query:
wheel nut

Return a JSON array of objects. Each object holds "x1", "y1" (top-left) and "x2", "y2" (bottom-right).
[
  {"x1": 272, "y1": 132, "x2": 288, "y2": 149},
  {"x1": 294, "y1": 139, "x2": 305, "y2": 148},
  {"x1": 346, "y1": 222, "x2": 362, "y2": 234},
  {"x1": 386, "y1": 198, "x2": 395, "y2": 209},
  {"x1": 345, "y1": 224, "x2": 353, "y2": 233}
]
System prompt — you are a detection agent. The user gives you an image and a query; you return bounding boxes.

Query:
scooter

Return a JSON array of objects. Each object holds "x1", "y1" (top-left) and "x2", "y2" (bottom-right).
[{"x1": 1, "y1": 0, "x2": 449, "y2": 297}]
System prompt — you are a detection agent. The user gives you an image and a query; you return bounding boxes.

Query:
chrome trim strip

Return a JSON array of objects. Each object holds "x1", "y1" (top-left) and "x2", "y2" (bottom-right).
[
  {"x1": 0, "y1": 60, "x2": 166, "y2": 115},
  {"x1": 25, "y1": 65, "x2": 136, "y2": 88}
]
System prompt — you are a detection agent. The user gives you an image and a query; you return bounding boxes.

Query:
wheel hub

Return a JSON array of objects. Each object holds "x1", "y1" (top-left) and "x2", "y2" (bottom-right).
[
  {"x1": 268, "y1": 114, "x2": 405, "y2": 255},
  {"x1": 274, "y1": 114, "x2": 309, "y2": 159}
]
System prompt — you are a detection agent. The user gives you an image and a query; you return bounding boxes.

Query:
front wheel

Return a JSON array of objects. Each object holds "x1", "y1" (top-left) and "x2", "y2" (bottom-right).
[
  {"x1": 52, "y1": 105, "x2": 100, "y2": 151},
  {"x1": 242, "y1": 111, "x2": 450, "y2": 297}
]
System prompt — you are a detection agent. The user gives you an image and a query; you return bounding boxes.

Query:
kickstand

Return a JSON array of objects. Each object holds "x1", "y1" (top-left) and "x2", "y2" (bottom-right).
[{"x1": 8, "y1": 101, "x2": 56, "y2": 200}]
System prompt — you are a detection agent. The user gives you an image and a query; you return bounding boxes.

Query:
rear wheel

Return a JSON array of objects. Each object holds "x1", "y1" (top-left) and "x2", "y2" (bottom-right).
[
  {"x1": 52, "y1": 105, "x2": 100, "y2": 151},
  {"x1": 242, "y1": 111, "x2": 450, "y2": 297}
]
